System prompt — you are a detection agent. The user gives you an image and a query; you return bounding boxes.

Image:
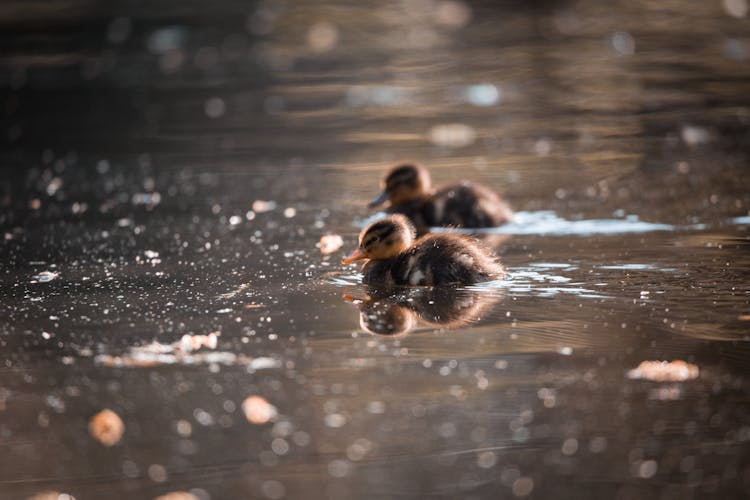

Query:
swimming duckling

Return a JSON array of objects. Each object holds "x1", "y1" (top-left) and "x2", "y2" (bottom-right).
[
  {"x1": 368, "y1": 162, "x2": 514, "y2": 234},
  {"x1": 342, "y1": 214, "x2": 505, "y2": 286}
]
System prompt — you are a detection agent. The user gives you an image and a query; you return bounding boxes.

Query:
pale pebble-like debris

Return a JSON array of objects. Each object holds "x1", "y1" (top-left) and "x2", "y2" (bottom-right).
[
  {"x1": 318, "y1": 234, "x2": 344, "y2": 254},
  {"x1": 180, "y1": 332, "x2": 219, "y2": 352},
  {"x1": 627, "y1": 360, "x2": 699, "y2": 382},
  {"x1": 153, "y1": 492, "x2": 199, "y2": 500},
  {"x1": 217, "y1": 283, "x2": 251, "y2": 299},
  {"x1": 681, "y1": 125, "x2": 710, "y2": 146},
  {"x1": 242, "y1": 395, "x2": 278, "y2": 424},
  {"x1": 428, "y1": 123, "x2": 476, "y2": 148},
  {"x1": 252, "y1": 200, "x2": 277, "y2": 213},
  {"x1": 89, "y1": 408, "x2": 125, "y2": 446},
  {"x1": 33, "y1": 271, "x2": 59, "y2": 283}
]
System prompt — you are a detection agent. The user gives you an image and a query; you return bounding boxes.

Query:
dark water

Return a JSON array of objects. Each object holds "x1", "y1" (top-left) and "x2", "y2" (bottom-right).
[{"x1": 2, "y1": 0, "x2": 750, "y2": 499}]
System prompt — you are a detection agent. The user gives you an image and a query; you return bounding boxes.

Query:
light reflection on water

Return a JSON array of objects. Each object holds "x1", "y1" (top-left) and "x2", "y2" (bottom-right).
[{"x1": 1, "y1": 0, "x2": 749, "y2": 499}]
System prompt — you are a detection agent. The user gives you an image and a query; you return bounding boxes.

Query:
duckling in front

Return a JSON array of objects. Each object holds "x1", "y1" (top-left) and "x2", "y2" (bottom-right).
[
  {"x1": 342, "y1": 214, "x2": 505, "y2": 286},
  {"x1": 368, "y1": 162, "x2": 514, "y2": 234}
]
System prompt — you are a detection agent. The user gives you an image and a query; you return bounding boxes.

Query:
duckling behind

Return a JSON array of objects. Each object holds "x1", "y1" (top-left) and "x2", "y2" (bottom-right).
[
  {"x1": 369, "y1": 162, "x2": 513, "y2": 234},
  {"x1": 343, "y1": 214, "x2": 505, "y2": 286}
]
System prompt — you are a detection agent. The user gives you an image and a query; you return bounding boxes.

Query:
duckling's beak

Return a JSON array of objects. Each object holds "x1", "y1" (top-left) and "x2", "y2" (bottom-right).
[
  {"x1": 342, "y1": 248, "x2": 367, "y2": 264},
  {"x1": 342, "y1": 293, "x2": 365, "y2": 305},
  {"x1": 368, "y1": 192, "x2": 388, "y2": 208}
]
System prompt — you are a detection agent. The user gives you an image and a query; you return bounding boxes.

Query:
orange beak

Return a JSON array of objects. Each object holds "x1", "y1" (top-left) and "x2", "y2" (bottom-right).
[
  {"x1": 342, "y1": 248, "x2": 368, "y2": 265},
  {"x1": 342, "y1": 293, "x2": 365, "y2": 305}
]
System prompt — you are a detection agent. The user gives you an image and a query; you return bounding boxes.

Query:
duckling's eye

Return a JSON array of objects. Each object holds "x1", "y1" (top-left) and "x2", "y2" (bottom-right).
[{"x1": 363, "y1": 236, "x2": 379, "y2": 247}]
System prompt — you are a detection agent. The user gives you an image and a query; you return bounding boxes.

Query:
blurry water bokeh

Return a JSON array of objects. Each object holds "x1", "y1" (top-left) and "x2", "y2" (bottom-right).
[{"x1": 1, "y1": 0, "x2": 750, "y2": 499}]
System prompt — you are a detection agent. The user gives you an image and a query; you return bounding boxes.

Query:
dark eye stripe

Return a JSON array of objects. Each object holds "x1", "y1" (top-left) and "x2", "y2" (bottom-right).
[
  {"x1": 387, "y1": 172, "x2": 416, "y2": 187},
  {"x1": 362, "y1": 225, "x2": 396, "y2": 248}
]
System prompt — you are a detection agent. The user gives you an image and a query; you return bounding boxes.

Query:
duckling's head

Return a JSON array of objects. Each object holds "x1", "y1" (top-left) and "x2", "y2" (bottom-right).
[
  {"x1": 342, "y1": 215, "x2": 416, "y2": 264},
  {"x1": 368, "y1": 162, "x2": 432, "y2": 207}
]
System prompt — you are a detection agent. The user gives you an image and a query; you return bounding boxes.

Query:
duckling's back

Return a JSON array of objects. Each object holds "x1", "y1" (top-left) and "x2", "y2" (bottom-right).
[
  {"x1": 425, "y1": 182, "x2": 513, "y2": 229},
  {"x1": 362, "y1": 234, "x2": 505, "y2": 286}
]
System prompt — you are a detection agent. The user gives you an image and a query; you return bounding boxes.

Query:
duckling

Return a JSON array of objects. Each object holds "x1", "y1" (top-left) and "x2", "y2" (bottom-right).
[
  {"x1": 342, "y1": 214, "x2": 505, "y2": 286},
  {"x1": 368, "y1": 162, "x2": 514, "y2": 234}
]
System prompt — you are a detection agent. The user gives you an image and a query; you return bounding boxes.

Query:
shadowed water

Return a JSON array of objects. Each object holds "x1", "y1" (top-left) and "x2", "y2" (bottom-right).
[{"x1": 1, "y1": 0, "x2": 750, "y2": 499}]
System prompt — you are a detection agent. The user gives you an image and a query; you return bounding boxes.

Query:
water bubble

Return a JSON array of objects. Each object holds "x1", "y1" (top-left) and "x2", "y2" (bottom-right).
[
  {"x1": 261, "y1": 480, "x2": 286, "y2": 499},
  {"x1": 610, "y1": 31, "x2": 635, "y2": 56},
  {"x1": 308, "y1": 22, "x2": 338, "y2": 52},
  {"x1": 205, "y1": 97, "x2": 226, "y2": 119},
  {"x1": 477, "y1": 451, "x2": 497, "y2": 468},
  {"x1": 561, "y1": 438, "x2": 578, "y2": 456},
  {"x1": 637, "y1": 459, "x2": 658, "y2": 478},
  {"x1": 465, "y1": 84, "x2": 501, "y2": 106},
  {"x1": 324, "y1": 413, "x2": 347, "y2": 428},
  {"x1": 681, "y1": 125, "x2": 710, "y2": 146},
  {"x1": 725, "y1": 38, "x2": 747, "y2": 60},
  {"x1": 434, "y1": 0, "x2": 472, "y2": 28},
  {"x1": 148, "y1": 26, "x2": 187, "y2": 54},
  {"x1": 723, "y1": 0, "x2": 748, "y2": 17},
  {"x1": 328, "y1": 459, "x2": 352, "y2": 478},
  {"x1": 148, "y1": 463, "x2": 168, "y2": 483},
  {"x1": 512, "y1": 477, "x2": 534, "y2": 497}
]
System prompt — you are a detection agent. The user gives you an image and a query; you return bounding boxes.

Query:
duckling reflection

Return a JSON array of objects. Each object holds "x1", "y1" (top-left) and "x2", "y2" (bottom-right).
[{"x1": 344, "y1": 287, "x2": 501, "y2": 336}]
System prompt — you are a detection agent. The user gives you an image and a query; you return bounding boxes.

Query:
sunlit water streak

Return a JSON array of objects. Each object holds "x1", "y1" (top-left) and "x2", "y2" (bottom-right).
[{"x1": 358, "y1": 210, "x2": 691, "y2": 236}]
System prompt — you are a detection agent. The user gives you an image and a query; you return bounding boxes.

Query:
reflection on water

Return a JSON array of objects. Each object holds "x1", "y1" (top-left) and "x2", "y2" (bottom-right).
[
  {"x1": 344, "y1": 286, "x2": 500, "y2": 336},
  {"x1": 1, "y1": 0, "x2": 750, "y2": 499}
]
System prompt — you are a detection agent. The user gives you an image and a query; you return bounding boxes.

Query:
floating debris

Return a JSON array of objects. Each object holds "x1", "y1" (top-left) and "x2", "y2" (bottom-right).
[
  {"x1": 318, "y1": 234, "x2": 344, "y2": 254},
  {"x1": 252, "y1": 200, "x2": 277, "y2": 213},
  {"x1": 243, "y1": 303, "x2": 266, "y2": 309},
  {"x1": 95, "y1": 334, "x2": 280, "y2": 368},
  {"x1": 33, "y1": 271, "x2": 59, "y2": 283},
  {"x1": 89, "y1": 409, "x2": 125, "y2": 446},
  {"x1": 46, "y1": 177, "x2": 63, "y2": 196},
  {"x1": 218, "y1": 283, "x2": 251, "y2": 299},
  {"x1": 242, "y1": 395, "x2": 278, "y2": 424},
  {"x1": 428, "y1": 123, "x2": 476, "y2": 148},
  {"x1": 627, "y1": 360, "x2": 699, "y2": 382},
  {"x1": 180, "y1": 332, "x2": 219, "y2": 352},
  {"x1": 307, "y1": 21, "x2": 338, "y2": 53},
  {"x1": 205, "y1": 96, "x2": 226, "y2": 119},
  {"x1": 681, "y1": 125, "x2": 710, "y2": 146},
  {"x1": 434, "y1": 0, "x2": 472, "y2": 28}
]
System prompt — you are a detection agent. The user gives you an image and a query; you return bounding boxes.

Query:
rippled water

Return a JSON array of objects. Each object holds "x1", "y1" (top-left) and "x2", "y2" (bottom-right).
[{"x1": 1, "y1": 0, "x2": 750, "y2": 499}]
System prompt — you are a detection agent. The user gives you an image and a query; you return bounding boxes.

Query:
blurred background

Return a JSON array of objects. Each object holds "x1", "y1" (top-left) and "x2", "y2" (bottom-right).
[{"x1": 1, "y1": 1, "x2": 749, "y2": 499}]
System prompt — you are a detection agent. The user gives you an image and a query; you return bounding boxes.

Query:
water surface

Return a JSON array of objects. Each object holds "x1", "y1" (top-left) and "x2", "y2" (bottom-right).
[{"x1": 1, "y1": 0, "x2": 750, "y2": 499}]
